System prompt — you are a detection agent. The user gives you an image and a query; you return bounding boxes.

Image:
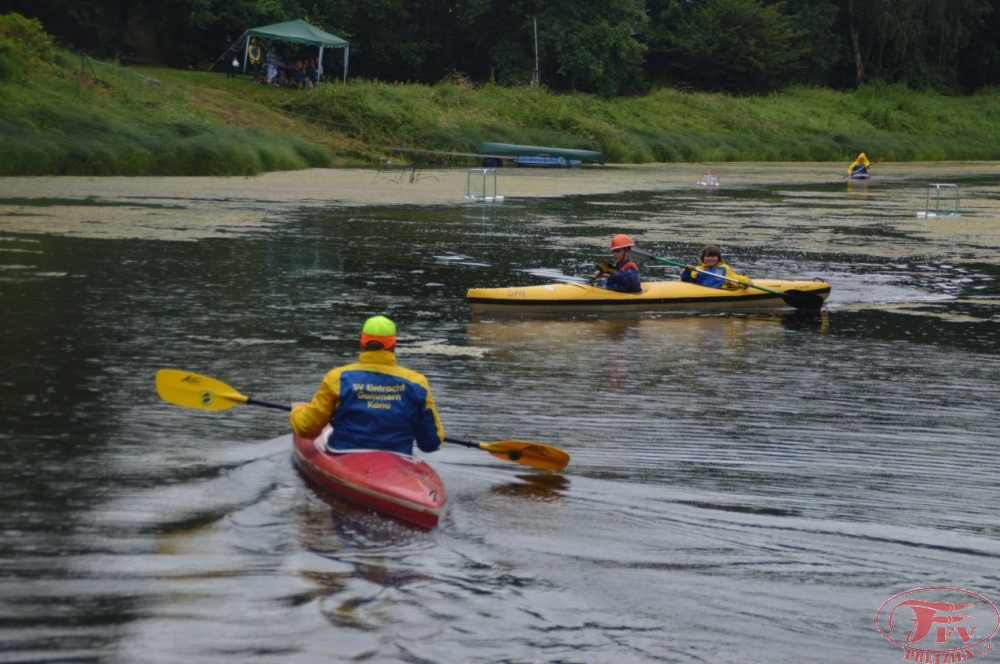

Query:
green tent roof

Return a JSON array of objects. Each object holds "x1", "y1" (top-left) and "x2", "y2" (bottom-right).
[
  {"x1": 247, "y1": 19, "x2": 348, "y2": 48},
  {"x1": 244, "y1": 19, "x2": 349, "y2": 82}
]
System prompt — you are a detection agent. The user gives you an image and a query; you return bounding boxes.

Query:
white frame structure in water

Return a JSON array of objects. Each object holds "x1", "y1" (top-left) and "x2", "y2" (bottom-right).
[
  {"x1": 917, "y1": 183, "x2": 961, "y2": 218},
  {"x1": 465, "y1": 168, "x2": 503, "y2": 202}
]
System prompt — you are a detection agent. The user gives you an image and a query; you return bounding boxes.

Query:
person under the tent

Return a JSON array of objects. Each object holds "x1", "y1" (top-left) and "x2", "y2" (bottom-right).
[
  {"x1": 847, "y1": 152, "x2": 871, "y2": 176},
  {"x1": 265, "y1": 46, "x2": 281, "y2": 86},
  {"x1": 246, "y1": 37, "x2": 263, "y2": 79},
  {"x1": 289, "y1": 316, "x2": 445, "y2": 456},
  {"x1": 291, "y1": 60, "x2": 313, "y2": 89},
  {"x1": 680, "y1": 244, "x2": 753, "y2": 290},
  {"x1": 305, "y1": 58, "x2": 319, "y2": 86},
  {"x1": 593, "y1": 234, "x2": 642, "y2": 293}
]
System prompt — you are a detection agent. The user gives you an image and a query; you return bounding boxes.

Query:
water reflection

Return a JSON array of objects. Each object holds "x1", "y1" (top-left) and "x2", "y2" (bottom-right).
[
  {"x1": 465, "y1": 313, "x2": 816, "y2": 381},
  {"x1": 845, "y1": 178, "x2": 870, "y2": 198},
  {"x1": 489, "y1": 473, "x2": 570, "y2": 502},
  {"x1": 778, "y1": 309, "x2": 830, "y2": 332}
]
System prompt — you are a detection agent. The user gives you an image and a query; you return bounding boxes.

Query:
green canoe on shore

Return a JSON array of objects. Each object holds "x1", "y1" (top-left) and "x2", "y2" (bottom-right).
[{"x1": 477, "y1": 142, "x2": 606, "y2": 165}]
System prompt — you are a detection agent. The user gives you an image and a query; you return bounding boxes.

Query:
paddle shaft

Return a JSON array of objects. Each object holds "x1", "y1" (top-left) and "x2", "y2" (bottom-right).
[
  {"x1": 183, "y1": 395, "x2": 488, "y2": 443},
  {"x1": 249, "y1": 398, "x2": 291, "y2": 411},
  {"x1": 842, "y1": 156, "x2": 883, "y2": 177},
  {"x1": 227, "y1": 403, "x2": 557, "y2": 467},
  {"x1": 683, "y1": 262, "x2": 759, "y2": 290},
  {"x1": 631, "y1": 249, "x2": 776, "y2": 293},
  {"x1": 155, "y1": 370, "x2": 569, "y2": 471},
  {"x1": 445, "y1": 437, "x2": 489, "y2": 451}
]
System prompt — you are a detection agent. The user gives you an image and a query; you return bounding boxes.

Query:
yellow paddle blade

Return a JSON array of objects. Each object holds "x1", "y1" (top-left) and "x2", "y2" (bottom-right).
[
  {"x1": 596, "y1": 261, "x2": 618, "y2": 274},
  {"x1": 479, "y1": 440, "x2": 570, "y2": 472},
  {"x1": 155, "y1": 369, "x2": 249, "y2": 411}
]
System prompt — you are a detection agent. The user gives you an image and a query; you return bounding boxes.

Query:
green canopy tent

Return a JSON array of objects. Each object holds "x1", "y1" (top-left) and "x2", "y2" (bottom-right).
[{"x1": 243, "y1": 19, "x2": 349, "y2": 83}]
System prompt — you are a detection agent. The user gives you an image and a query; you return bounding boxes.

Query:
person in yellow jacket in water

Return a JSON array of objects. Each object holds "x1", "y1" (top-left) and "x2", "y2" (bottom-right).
[
  {"x1": 290, "y1": 316, "x2": 444, "y2": 456},
  {"x1": 847, "y1": 152, "x2": 871, "y2": 176},
  {"x1": 679, "y1": 244, "x2": 754, "y2": 290}
]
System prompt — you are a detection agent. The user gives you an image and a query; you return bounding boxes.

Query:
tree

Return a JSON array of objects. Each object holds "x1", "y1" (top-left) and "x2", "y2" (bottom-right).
[
  {"x1": 0, "y1": 12, "x2": 56, "y2": 81},
  {"x1": 339, "y1": 0, "x2": 479, "y2": 82},
  {"x1": 6, "y1": 0, "x2": 999, "y2": 91},
  {"x1": 781, "y1": 0, "x2": 842, "y2": 87},
  {"x1": 655, "y1": 0, "x2": 808, "y2": 94},
  {"x1": 465, "y1": 0, "x2": 647, "y2": 95},
  {"x1": 541, "y1": 1, "x2": 648, "y2": 96},
  {"x1": 955, "y1": 0, "x2": 1000, "y2": 90},
  {"x1": 845, "y1": 0, "x2": 993, "y2": 90},
  {"x1": 4, "y1": 0, "x2": 134, "y2": 57}
]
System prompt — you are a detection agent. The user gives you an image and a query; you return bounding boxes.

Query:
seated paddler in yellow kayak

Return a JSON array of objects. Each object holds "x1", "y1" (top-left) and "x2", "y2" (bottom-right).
[
  {"x1": 592, "y1": 234, "x2": 642, "y2": 292},
  {"x1": 679, "y1": 244, "x2": 754, "y2": 290}
]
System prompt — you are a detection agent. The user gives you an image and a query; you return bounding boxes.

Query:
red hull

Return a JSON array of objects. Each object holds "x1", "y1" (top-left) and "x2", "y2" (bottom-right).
[{"x1": 292, "y1": 428, "x2": 446, "y2": 528}]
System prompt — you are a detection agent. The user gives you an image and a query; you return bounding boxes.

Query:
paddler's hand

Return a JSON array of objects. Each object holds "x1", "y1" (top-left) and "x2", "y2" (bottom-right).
[{"x1": 742, "y1": 279, "x2": 754, "y2": 289}]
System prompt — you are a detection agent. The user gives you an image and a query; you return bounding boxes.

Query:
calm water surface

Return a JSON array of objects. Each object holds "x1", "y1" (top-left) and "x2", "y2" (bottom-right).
[{"x1": 2, "y1": 165, "x2": 1000, "y2": 663}]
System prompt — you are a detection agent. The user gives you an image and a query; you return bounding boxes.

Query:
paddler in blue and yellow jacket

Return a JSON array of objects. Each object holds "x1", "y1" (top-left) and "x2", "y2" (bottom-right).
[
  {"x1": 290, "y1": 316, "x2": 444, "y2": 456},
  {"x1": 593, "y1": 234, "x2": 642, "y2": 292},
  {"x1": 680, "y1": 244, "x2": 754, "y2": 290}
]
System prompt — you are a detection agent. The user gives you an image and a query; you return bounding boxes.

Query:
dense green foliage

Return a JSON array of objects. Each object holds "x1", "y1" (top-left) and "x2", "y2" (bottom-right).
[
  {"x1": 5, "y1": 1, "x2": 999, "y2": 96},
  {"x1": 4, "y1": 13, "x2": 1000, "y2": 179},
  {"x1": 0, "y1": 14, "x2": 330, "y2": 175},
  {"x1": 0, "y1": 12, "x2": 56, "y2": 81}
]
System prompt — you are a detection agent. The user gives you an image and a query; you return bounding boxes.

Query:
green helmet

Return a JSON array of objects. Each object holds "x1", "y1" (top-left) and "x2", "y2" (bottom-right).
[{"x1": 361, "y1": 315, "x2": 397, "y2": 350}]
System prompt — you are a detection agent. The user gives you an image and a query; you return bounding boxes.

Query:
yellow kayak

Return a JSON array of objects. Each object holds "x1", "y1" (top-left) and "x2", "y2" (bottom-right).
[{"x1": 467, "y1": 279, "x2": 831, "y2": 314}]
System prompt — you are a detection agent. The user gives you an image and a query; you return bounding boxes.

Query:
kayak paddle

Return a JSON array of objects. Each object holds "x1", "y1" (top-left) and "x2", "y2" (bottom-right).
[
  {"x1": 444, "y1": 438, "x2": 570, "y2": 472},
  {"x1": 630, "y1": 248, "x2": 825, "y2": 311},
  {"x1": 155, "y1": 369, "x2": 570, "y2": 471},
  {"x1": 156, "y1": 369, "x2": 291, "y2": 412},
  {"x1": 596, "y1": 261, "x2": 618, "y2": 274}
]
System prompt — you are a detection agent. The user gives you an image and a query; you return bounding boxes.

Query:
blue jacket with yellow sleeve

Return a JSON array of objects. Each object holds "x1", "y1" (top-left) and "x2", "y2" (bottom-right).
[
  {"x1": 598, "y1": 259, "x2": 642, "y2": 293},
  {"x1": 290, "y1": 350, "x2": 444, "y2": 455},
  {"x1": 680, "y1": 261, "x2": 750, "y2": 290}
]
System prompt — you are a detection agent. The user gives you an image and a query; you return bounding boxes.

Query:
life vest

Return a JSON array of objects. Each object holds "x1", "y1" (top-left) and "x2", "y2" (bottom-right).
[
  {"x1": 247, "y1": 38, "x2": 262, "y2": 65},
  {"x1": 604, "y1": 259, "x2": 641, "y2": 293}
]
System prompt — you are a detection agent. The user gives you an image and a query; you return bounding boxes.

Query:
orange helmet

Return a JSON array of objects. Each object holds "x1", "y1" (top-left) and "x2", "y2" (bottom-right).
[{"x1": 610, "y1": 234, "x2": 634, "y2": 251}]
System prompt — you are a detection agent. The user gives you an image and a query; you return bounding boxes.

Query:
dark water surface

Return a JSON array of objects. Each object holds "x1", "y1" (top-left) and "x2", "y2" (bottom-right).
[{"x1": 2, "y1": 167, "x2": 1000, "y2": 663}]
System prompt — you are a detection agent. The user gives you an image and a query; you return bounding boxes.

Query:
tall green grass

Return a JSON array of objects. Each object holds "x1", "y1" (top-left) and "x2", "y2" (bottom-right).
[
  {"x1": 0, "y1": 64, "x2": 331, "y2": 176},
  {"x1": 283, "y1": 78, "x2": 1000, "y2": 165},
  {"x1": 0, "y1": 14, "x2": 331, "y2": 176}
]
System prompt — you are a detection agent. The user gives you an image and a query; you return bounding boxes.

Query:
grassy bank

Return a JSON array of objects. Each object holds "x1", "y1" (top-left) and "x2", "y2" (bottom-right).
[
  {"x1": 3, "y1": 44, "x2": 1000, "y2": 176},
  {"x1": 278, "y1": 74, "x2": 1000, "y2": 165}
]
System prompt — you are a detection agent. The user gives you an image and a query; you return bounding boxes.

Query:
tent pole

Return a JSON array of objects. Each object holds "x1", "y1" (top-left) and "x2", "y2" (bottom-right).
[
  {"x1": 343, "y1": 46, "x2": 349, "y2": 83},
  {"x1": 531, "y1": 18, "x2": 540, "y2": 86},
  {"x1": 318, "y1": 46, "x2": 325, "y2": 82}
]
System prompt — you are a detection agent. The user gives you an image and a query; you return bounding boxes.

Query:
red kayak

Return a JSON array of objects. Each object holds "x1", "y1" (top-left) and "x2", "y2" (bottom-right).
[{"x1": 292, "y1": 427, "x2": 447, "y2": 529}]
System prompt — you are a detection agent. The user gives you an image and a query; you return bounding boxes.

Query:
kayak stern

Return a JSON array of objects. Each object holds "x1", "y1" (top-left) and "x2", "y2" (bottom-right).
[{"x1": 292, "y1": 430, "x2": 446, "y2": 529}]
